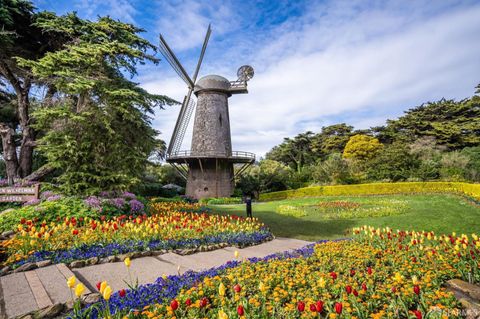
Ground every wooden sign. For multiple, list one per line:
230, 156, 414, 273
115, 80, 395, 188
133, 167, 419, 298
0, 184, 40, 202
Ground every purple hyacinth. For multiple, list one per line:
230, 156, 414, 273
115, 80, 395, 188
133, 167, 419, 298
84, 196, 102, 210
23, 198, 41, 206
121, 191, 136, 199
46, 194, 62, 201
109, 197, 126, 209
129, 199, 144, 213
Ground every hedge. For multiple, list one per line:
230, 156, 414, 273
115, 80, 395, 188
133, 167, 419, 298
259, 182, 480, 202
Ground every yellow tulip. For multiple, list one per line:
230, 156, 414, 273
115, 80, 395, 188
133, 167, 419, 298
100, 281, 107, 294
318, 277, 326, 288
74, 283, 85, 297
218, 309, 228, 319
44, 232, 50, 240
103, 285, 112, 300
124, 257, 131, 268
234, 250, 239, 259
218, 282, 225, 297
67, 276, 76, 289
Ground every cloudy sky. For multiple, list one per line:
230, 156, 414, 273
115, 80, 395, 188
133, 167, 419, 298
35, 0, 480, 157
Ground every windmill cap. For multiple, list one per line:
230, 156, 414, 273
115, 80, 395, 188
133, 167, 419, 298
194, 75, 231, 94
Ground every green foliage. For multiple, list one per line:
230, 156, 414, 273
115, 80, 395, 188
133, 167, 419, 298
343, 134, 383, 161
439, 151, 470, 181
311, 123, 354, 158
461, 146, 480, 182
367, 143, 420, 182
16, 12, 176, 194
266, 132, 314, 172
375, 97, 480, 149
236, 160, 292, 196
313, 153, 353, 185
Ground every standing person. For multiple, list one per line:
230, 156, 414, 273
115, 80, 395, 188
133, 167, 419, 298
245, 195, 252, 218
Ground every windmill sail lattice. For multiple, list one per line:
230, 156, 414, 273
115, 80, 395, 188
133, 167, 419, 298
169, 96, 196, 154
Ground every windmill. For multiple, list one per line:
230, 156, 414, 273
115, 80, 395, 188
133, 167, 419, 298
159, 25, 255, 199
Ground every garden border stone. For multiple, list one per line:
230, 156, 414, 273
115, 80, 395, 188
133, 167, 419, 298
1, 235, 274, 277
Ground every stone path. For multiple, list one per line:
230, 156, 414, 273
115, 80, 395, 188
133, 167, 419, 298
0, 238, 311, 319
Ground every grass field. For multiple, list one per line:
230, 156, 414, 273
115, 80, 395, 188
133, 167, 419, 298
209, 194, 480, 241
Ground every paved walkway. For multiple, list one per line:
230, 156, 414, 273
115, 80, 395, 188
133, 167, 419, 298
0, 238, 311, 319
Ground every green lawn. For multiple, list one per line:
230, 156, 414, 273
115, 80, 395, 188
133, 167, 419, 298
209, 194, 480, 241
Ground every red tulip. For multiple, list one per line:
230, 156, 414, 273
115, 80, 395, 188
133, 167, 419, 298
414, 285, 420, 295
353, 289, 359, 297
335, 302, 343, 314
315, 300, 324, 313
391, 286, 397, 293
233, 284, 242, 293
72, 229, 79, 235
330, 271, 337, 280
309, 304, 317, 312
345, 285, 352, 294
413, 310, 422, 319
119, 289, 126, 297
96, 282, 101, 290
350, 269, 356, 276
185, 298, 192, 306
170, 299, 179, 311
362, 283, 367, 291
237, 305, 245, 316
297, 301, 305, 312
367, 267, 372, 275
200, 297, 208, 308
20, 218, 26, 224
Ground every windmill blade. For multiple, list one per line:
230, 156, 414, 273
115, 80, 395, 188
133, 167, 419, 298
173, 92, 196, 153
159, 34, 194, 88
167, 89, 196, 155
192, 24, 211, 83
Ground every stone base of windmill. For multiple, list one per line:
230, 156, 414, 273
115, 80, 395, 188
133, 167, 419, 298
186, 159, 234, 199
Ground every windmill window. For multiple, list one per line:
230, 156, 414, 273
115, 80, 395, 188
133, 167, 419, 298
219, 114, 222, 127
204, 187, 209, 192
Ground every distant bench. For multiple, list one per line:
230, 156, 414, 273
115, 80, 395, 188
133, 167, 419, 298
0, 184, 40, 202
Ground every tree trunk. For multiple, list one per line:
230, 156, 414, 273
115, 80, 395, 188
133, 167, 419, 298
17, 90, 34, 177
0, 123, 20, 185
24, 164, 54, 182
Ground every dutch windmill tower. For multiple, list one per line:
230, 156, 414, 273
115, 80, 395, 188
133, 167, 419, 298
159, 25, 255, 199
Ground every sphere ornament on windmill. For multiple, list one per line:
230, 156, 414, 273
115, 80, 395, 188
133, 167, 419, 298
159, 25, 255, 199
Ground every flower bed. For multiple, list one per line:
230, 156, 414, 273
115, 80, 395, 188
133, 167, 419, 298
1, 202, 271, 269
81, 226, 479, 319
0, 191, 150, 232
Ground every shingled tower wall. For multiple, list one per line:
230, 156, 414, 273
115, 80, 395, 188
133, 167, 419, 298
186, 75, 235, 199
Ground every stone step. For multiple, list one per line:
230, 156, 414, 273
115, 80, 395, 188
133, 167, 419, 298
0, 263, 91, 319
158, 249, 238, 272
73, 256, 179, 292
224, 238, 313, 259
446, 279, 480, 319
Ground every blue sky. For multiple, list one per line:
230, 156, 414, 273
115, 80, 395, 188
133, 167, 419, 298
34, 0, 480, 157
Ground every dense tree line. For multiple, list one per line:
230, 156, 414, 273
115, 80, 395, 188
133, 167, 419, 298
237, 87, 480, 196
0, 0, 175, 194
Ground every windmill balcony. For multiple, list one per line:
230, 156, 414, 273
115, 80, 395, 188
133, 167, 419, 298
166, 150, 255, 164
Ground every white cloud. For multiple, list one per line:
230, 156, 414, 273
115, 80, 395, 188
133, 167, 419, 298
75, 0, 137, 23
155, 0, 237, 51
145, 1, 480, 159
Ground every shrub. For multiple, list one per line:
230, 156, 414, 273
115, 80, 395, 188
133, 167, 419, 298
259, 181, 480, 202
440, 151, 469, 180
204, 197, 243, 205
